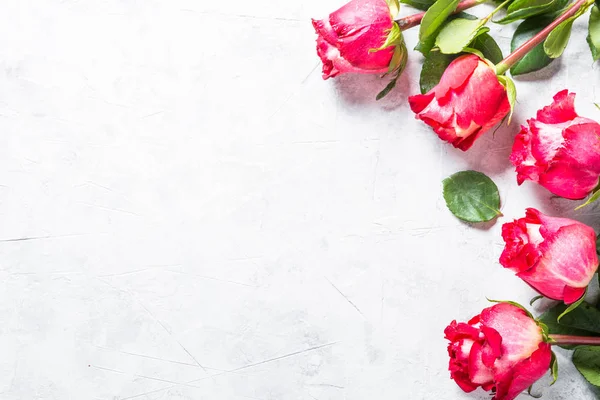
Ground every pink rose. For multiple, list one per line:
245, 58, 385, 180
311, 0, 398, 79
510, 90, 600, 200
408, 54, 510, 151
445, 303, 552, 400
500, 208, 598, 304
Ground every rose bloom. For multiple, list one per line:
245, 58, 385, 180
510, 90, 600, 200
500, 208, 598, 304
408, 54, 510, 151
445, 303, 552, 400
312, 0, 398, 79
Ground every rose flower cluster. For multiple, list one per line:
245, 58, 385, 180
312, 0, 600, 398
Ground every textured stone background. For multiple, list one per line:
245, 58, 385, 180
0, 1, 599, 399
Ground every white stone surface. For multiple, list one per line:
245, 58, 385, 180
0, 1, 599, 399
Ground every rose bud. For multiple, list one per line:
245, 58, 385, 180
311, 0, 405, 79
500, 208, 598, 304
445, 303, 552, 400
510, 90, 600, 200
408, 54, 510, 151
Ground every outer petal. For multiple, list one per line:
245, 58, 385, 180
510, 125, 543, 185
329, 0, 394, 70
480, 304, 543, 369
517, 223, 598, 301
528, 118, 568, 167
468, 341, 495, 387
448, 337, 479, 392
564, 285, 587, 305
408, 92, 435, 114
444, 320, 480, 341
493, 343, 552, 400
454, 95, 509, 151
536, 89, 578, 124
433, 54, 479, 101
499, 216, 541, 273
314, 34, 388, 79
480, 325, 503, 367
528, 208, 571, 237
452, 61, 508, 129
539, 120, 600, 199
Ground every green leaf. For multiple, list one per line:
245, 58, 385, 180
401, 0, 436, 10
418, 0, 461, 54
550, 351, 559, 385
497, 75, 517, 123
575, 184, 600, 210
436, 18, 490, 54
419, 51, 457, 94
442, 171, 502, 223
589, 6, 600, 61
496, 0, 568, 24
510, 16, 555, 75
573, 346, 600, 386
539, 303, 600, 336
544, 16, 576, 58
558, 288, 587, 322
472, 32, 504, 63
556, 302, 600, 334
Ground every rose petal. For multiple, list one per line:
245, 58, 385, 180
433, 54, 479, 102
468, 340, 495, 386
536, 89, 578, 124
494, 343, 552, 400
480, 303, 542, 366
517, 223, 598, 301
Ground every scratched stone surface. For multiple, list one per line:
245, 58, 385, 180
0, 1, 599, 399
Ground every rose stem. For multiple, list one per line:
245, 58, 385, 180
550, 334, 600, 345
495, 0, 591, 74
396, 0, 484, 30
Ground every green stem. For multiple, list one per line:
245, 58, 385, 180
396, 0, 486, 30
550, 334, 600, 345
495, 0, 592, 75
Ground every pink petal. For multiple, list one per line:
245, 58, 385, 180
444, 320, 480, 341
539, 120, 600, 199
409, 92, 435, 114
517, 223, 598, 301
530, 208, 572, 237
510, 125, 542, 184
564, 285, 586, 305
536, 89, 578, 124
481, 325, 503, 367
499, 216, 541, 273
455, 94, 509, 151
528, 118, 568, 166
468, 341, 495, 386
452, 61, 508, 129
433, 54, 479, 101
494, 343, 552, 400
480, 304, 542, 367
